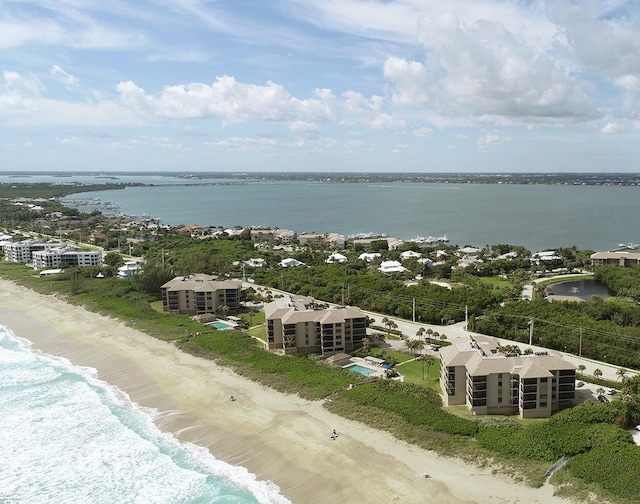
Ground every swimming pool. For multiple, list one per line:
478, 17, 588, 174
210, 321, 233, 329
344, 364, 377, 376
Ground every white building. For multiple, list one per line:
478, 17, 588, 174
118, 260, 142, 278
31, 246, 102, 270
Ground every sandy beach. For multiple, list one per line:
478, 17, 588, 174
0, 279, 572, 504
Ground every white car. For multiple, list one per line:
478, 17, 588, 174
635, 425, 640, 432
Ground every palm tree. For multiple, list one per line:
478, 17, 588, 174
405, 338, 418, 355
416, 327, 425, 342
362, 337, 371, 354
617, 368, 629, 383
593, 368, 603, 381
426, 328, 434, 342
425, 356, 435, 380
577, 364, 586, 375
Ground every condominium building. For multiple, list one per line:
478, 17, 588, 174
31, 246, 102, 270
440, 335, 576, 418
161, 274, 242, 315
264, 295, 367, 355
591, 251, 640, 267
3, 240, 66, 264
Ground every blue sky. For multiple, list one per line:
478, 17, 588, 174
2, 0, 640, 173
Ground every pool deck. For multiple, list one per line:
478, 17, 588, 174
344, 357, 387, 377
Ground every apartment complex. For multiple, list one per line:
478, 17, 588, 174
2, 240, 102, 270
591, 251, 640, 267
3, 240, 64, 264
440, 335, 576, 418
264, 295, 367, 355
161, 274, 242, 315
32, 246, 102, 270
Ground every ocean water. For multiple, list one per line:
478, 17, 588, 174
0, 326, 290, 504
59, 177, 640, 252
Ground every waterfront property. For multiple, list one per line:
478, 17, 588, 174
2, 239, 100, 270
264, 295, 367, 355
440, 335, 576, 419
31, 246, 102, 270
161, 274, 242, 315
591, 251, 640, 267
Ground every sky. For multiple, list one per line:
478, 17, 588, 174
1, 0, 640, 173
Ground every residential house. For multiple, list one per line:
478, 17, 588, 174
264, 295, 367, 355
379, 260, 407, 274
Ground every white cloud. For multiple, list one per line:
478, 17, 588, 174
51, 65, 79, 88
548, 1, 640, 76
478, 131, 510, 149
413, 126, 432, 137
0, 70, 139, 127
600, 122, 624, 135
384, 11, 598, 124
117, 76, 404, 130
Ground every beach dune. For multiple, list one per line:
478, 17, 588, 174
0, 279, 570, 503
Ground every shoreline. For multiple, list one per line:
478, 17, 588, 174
0, 279, 571, 504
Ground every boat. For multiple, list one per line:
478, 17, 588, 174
411, 235, 449, 245
617, 243, 638, 250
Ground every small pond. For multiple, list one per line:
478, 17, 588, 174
548, 279, 612, 301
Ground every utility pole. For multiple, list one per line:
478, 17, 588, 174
528, 317, 534, 346
465, 305, 468, 330
412, 297, 416, 322
579, 328, 582, 357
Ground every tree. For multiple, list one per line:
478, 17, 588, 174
426, 328, 434, 342
593, 368, 603, 381
383, 317, 398, 337
617, 368, 629, 383
405, 338, 418, 355
416, 327, 425, 341
362, 337, 371, 354
103, 251, 124, 268
425, 356, 435, 381
577, 364, 586, 375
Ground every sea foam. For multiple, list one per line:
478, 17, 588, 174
0, 326, 291, 504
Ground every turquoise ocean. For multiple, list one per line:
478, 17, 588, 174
0, 325, 290, 504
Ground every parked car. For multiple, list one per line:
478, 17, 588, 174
607, 388, 617, 395
576, 381, 584, 388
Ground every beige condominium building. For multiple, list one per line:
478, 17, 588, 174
264, 295, 367, 355
440, 335, 576, 418
591, 251, 640, 267
161, 274, 242, 315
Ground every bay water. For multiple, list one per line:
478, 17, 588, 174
54, 175, 640, 252
0, 325, 289, 504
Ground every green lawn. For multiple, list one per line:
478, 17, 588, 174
479, 276, 514, 288
396, 357, 442, 393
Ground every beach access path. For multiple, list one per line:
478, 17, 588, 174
0, 279, 575, 504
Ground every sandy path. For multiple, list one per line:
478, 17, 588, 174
0, 279, 571, 504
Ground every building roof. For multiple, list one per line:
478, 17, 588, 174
441, 335, 575, 377
161, 274, 241, 291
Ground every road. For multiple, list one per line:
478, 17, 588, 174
245, 281, 639, 386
